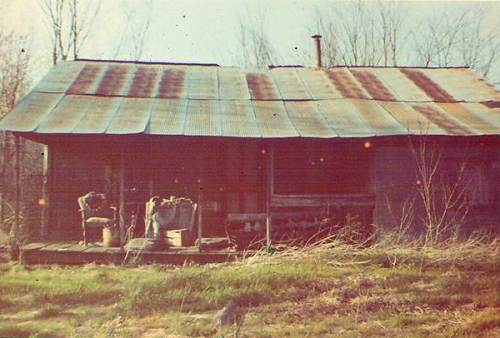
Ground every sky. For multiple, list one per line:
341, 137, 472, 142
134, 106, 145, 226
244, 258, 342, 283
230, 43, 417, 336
1, 0, 500, 86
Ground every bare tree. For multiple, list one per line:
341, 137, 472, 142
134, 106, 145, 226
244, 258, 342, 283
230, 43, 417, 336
409, 138, 470, 245
40, 0, 101, 65
338, 0, 381, 66
118, 0, 153, 61
310, 1, 499, 84
0, 35, 29, 116
456, 7, 500, 80
412, 5, 500, 81
0, 31, 30, 246
236, 8, 280, 68
412, 9, 468, 68
378, 1, 404, 67
313, 0, 404, 67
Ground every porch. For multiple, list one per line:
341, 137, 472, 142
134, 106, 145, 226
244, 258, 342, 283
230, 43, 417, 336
34, 136, 376, 251
19, 241, 243, 265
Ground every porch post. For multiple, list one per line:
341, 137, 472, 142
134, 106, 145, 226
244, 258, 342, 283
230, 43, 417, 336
197, 154, 204, 252
10, 135, 21, 258
41, 144, 51, 240
119, 147, 126, 249
148, 141, 154, 198
266, 144, 274, 249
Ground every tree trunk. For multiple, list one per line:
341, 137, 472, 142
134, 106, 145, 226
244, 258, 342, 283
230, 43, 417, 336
0, 132, 11, 231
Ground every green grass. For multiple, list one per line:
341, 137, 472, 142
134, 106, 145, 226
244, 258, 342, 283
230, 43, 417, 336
0, 238, 499, 337
120, 259, 341, 315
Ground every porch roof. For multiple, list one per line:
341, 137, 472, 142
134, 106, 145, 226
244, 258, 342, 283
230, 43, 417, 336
1, 59, 499, 138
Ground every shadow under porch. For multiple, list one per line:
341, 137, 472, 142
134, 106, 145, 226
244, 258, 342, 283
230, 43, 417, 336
42, 135, 269, 243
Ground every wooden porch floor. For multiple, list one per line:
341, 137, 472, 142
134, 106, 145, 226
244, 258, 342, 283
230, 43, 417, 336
20, 242, 243, 265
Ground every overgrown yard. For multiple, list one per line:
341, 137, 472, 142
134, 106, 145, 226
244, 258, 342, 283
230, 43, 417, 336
0, 237, 499, 337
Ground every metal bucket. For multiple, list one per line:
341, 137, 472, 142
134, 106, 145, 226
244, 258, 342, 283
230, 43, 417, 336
102, 227, 120, 247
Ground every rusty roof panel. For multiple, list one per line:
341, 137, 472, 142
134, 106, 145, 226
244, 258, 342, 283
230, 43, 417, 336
218, 68, 250, 100
95, 64, 134, 96
350, 69, 396, 101
400, 69, 455, 102
296, 68, 342, 99
461, 103, 500, 132
316, 100, 372, 137
34, 62, 85, 93
220, 100, 260, 137
0, 92, 64, 132
148, 98, 188, 135
252, 100, 298, 137
156, 67, 188, 99
421, 68, 500, 102
284, 101, 335, 137
350, 99, 406, 135
117, 64, 137, 96
127, 65, 161, 98
246, 73, 281, 100
372, 68, 432, 102
72, 96, 122, 133
36, 95, 91, 133
271, 68, 310, 100
436, 103, 497, 134
188, 66, 218, 99
411, 103, 473, 135
377, 101, 446, 135
66, 64, 105, 95
183, 99, 221, 136
324, 68, 370, 99
106, 98, 152, 134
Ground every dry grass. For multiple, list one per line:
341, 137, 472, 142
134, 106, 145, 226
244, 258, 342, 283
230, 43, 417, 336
0, 233, 499, 337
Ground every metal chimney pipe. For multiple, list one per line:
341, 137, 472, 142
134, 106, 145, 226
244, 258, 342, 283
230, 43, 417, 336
312, 34, 322, 68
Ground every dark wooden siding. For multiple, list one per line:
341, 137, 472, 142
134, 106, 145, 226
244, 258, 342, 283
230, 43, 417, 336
47, 138, 268, 240
373, 137, 500, 233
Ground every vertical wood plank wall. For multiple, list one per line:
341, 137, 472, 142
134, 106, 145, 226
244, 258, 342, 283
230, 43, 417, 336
46, 138, 267, 240
41, 144, 51, 240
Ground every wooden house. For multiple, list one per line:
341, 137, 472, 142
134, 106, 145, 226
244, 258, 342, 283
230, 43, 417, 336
1, 59, 499, 248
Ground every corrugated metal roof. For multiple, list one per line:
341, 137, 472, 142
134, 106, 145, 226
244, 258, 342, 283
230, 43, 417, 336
376, 101, 447, 135
36, 95, 92, 133
184, 99, 221, 136
246, 72, 281, 100
411, 103, 472, 135
1, 60, 499, 138
284, 101, 334, 137
324, 68, 370, 99
252, 100, 298, 137
106, 97, 152, 134
218, 67, 251, 100
295, 68, 342, 99
148, 98, 187, 135
271, 68, 310, 100
157, 67, 188, 99
220, 100, 260, 137
316, 100, 372, 137
73, 96, 121, 134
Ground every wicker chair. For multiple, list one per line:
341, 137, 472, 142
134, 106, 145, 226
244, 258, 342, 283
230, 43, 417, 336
78, 192, 117, 245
